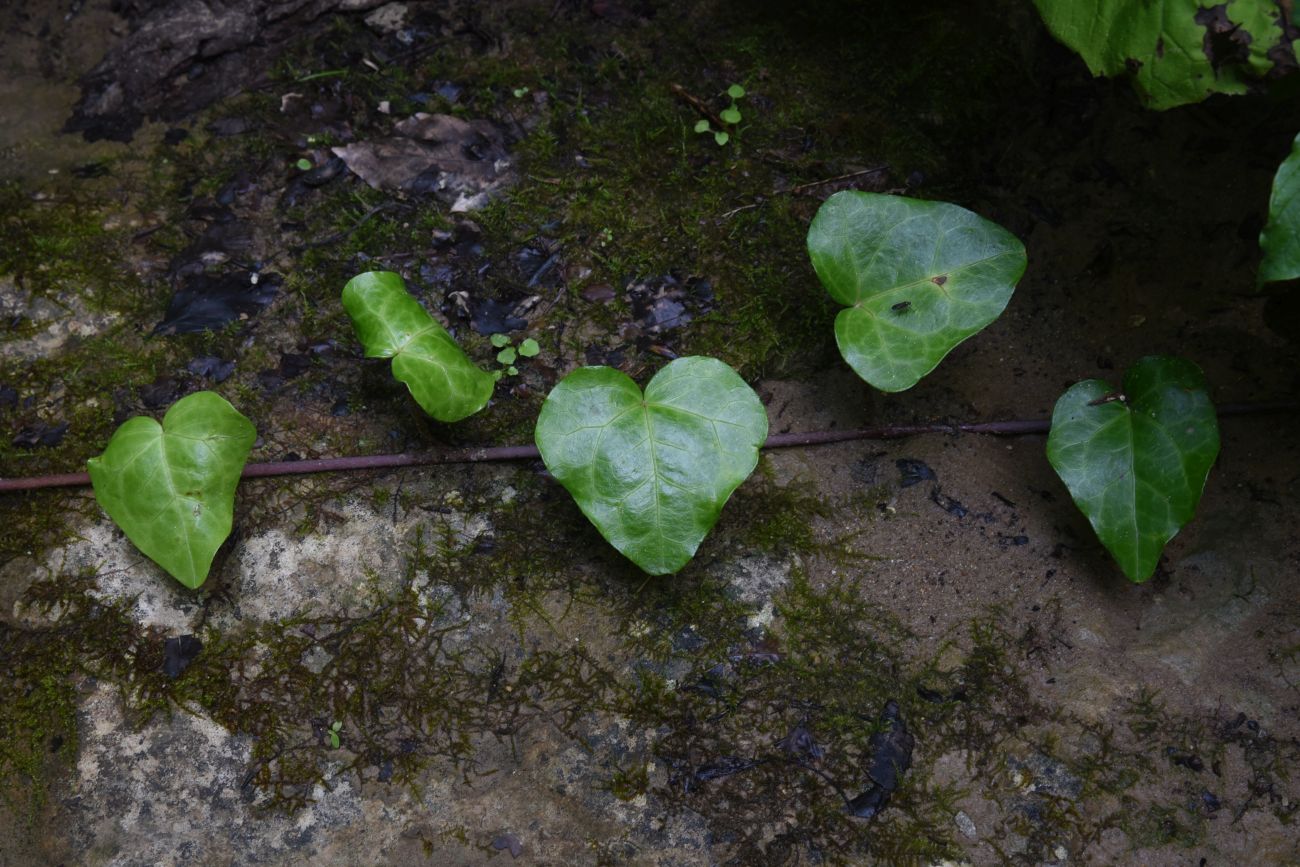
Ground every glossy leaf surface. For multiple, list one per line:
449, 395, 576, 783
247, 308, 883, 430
342, 271, 494, 422
808, 191, 1025, 392
1046, 357, 1219, 583
535, 356, 768, 574
88, 391, 255, 589
1032, 0, 1289, 109
1259, 132, 1300, 286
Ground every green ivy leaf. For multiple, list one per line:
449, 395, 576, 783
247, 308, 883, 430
535, 357, 768, 575
342, 271, 494, 423
87, 391, 255, 589
518, 338, 540, 358
808, 191, 1026, 393
1032, 0, 1288, 110
1259, 131, 1300, 286
1046, 356, 1220, 583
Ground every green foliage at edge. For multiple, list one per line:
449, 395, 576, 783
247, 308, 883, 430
807, 190, 1025, 393
1046, 356, 1220, 583
1259, 131, 1300, 286
87, 391, 256, 589
342, 271, 495, 423
534, 356, 769, 575
1032, 0, 1294, 110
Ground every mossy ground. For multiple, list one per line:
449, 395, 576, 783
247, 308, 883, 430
2, 0, 1298, 863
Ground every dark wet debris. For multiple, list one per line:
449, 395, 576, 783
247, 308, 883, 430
896, 458, 936, 488
929, 488, 968, 518
675, 755, 764, 793
491, 834, 523, 858
154, 271, 281, 335
845, 700, 913, 820
139, 377, 183, 409
625, 274, 713, 335
12, 421, 68, 449
469, 297, 528, 335
163, 635, 203, 678
777, 724, 824, 761
188, 356, 236, 383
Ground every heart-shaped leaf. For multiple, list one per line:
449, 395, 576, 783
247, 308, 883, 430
807, 191, 1026, 393
342, 271, 494, 422
87, 391, 256, 589
535, 356, 768, 575
1046, 356, 1220, 583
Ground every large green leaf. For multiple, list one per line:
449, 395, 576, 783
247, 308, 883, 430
87, 391, 256, 589
807, 191, 1026, 393
1259, 131, 1300, 286
342, 271, 494, 422
1032, 0, 1292, 110
1046, 357, 1220, 583
534, 356, 768, 575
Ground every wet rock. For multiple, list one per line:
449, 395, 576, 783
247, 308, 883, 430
66, 0, 390, 142
0, 280, 121, 361
154, 271, 281, 335
333, 113, 517, 211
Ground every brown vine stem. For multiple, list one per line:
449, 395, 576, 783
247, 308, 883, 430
0, 400, 1293, 494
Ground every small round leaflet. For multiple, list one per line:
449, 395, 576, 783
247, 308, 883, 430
535, 356, 768, 575
87, 391, 256, 589
1046, 356, 1220, 583
808, 191, 1026, 393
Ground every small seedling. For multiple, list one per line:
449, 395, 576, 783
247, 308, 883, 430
295, 158, 312, 171
694, 84, 746, 146
512, 86, 530, 98
328, 720, 342, 749
488, 334, 542, 380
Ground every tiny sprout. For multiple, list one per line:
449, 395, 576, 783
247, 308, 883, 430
296, 158, 313, 171
497, 347, 518, 365
328, 720, 342, 749
692, 83, 745, 147
490, 333, 511, 348
518, 338, 540, 358
507, 365, 518, 376
512, 86, 530, 98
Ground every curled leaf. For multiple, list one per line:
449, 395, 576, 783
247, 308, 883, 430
342, 271, 494, 422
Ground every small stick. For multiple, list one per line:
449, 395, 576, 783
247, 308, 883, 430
669, 83, 726, 131
721, 165, 891, 219
1, 401, 1292, 494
